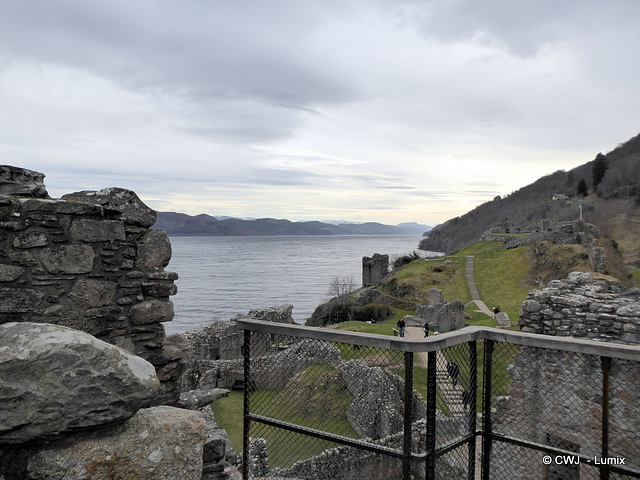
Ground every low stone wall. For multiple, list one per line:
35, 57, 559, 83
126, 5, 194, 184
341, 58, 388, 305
480, 219, 607, 273
519, 272, 640, 343
252, 418, 464, 480
173, 305, 295, 391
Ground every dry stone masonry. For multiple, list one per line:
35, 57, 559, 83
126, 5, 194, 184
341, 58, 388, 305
414, 288, 465, 332
490, 272, 640, 477
0, 165, 182, 403
519, 272, 640, 343
0, 166, 243, 479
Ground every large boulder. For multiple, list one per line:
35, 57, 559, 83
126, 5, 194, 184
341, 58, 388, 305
0, 322, 159, 444
26, 406, 207, 480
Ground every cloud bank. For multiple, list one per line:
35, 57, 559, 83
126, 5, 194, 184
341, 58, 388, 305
1, 0, 638, 225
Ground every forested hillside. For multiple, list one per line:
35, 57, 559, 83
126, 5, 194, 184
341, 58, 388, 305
419, 132, 640, 257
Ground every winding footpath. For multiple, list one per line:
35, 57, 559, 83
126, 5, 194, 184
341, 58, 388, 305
403, 256, 491, 478
465, 256, 493, 317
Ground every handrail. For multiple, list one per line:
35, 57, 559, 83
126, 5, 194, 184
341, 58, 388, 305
235, 319, 640, 361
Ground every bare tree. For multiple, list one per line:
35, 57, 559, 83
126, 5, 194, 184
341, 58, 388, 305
327, 276, 356, 302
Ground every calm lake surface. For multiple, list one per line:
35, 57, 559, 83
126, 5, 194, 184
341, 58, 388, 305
164, 235, 439, 335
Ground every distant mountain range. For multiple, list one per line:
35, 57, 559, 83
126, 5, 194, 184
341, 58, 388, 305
153, 211, 431, 236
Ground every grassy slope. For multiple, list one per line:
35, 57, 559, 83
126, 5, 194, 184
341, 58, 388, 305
380, 255, 470, 304
457, 242, 534, 321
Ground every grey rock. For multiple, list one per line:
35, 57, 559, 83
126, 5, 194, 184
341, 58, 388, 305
0, 322, 159, 444
0, 288, 44, 313
357, 288, 382, 305
69, 218, 126, 242
495, 312, 511, 327
69, 279, 118, 308
27, 406, 207, 480
136, 229, 172, 271
39, 244, 96, 274
521, 299, 541, 313
13, 232, 48, 249
247, 304, 294, 324
62, 187, 157, 227
0, 264, 24, 282
0, 165, 48, 197
178, 388, 230, 410
129, 299, 175, 325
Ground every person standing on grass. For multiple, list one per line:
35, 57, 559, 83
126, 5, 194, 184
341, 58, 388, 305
397, 318, 406, 337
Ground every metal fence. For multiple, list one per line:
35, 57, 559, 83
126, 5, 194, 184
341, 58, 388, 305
236, 320, 640, 480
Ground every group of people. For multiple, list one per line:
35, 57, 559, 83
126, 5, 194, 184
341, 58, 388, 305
447, 361, 473, 410
394, 321, 474, 411
395, 319, 435, 338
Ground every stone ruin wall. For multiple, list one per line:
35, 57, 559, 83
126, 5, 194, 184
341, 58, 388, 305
413, 288, 465, 332
480, 219, 607, 273
0, 166, 244, 479
491, 272, 640, 478
362, 253, 389, 287
519, 272, 640, 344
173, 305, 295, 392
0, 165, 181, 402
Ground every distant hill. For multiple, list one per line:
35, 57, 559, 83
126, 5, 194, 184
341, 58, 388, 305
153, 212, 431, 236
419, 131, 640, 259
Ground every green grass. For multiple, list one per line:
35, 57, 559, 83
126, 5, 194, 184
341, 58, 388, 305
453, 242, 534, 323
213, 365, 359, 469
383, 257, 470, 303
333, 320, 397, 336
473, 247, 533, 321
211, 390, 244, 455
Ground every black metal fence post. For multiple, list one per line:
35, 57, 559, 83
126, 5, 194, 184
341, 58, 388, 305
468, 340, 478, 480
242, 329, 251, 480
403, 351, 414, 480
601, 356, 611, 480
425, 350, 437, 479
481, 339, 494, 480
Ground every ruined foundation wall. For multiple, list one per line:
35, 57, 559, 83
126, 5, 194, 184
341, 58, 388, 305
519, 272, 640, 344
491, 272, 640, 478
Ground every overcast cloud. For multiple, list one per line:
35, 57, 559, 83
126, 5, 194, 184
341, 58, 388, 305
1, 0, 639, 225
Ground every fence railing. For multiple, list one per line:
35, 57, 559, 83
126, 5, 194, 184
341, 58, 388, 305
236, 320, 640, 480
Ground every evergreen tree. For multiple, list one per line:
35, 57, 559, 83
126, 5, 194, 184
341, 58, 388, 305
576, 178, 588, 197
565, 170, 575, 188
592, 153, 608, 191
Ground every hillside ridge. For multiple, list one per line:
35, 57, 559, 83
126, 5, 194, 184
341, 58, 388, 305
419, 132, 640, 273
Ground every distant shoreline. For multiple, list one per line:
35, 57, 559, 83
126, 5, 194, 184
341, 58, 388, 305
154, 211, 431, 237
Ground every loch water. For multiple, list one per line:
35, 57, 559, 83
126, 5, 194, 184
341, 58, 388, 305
164, 235, 439, 335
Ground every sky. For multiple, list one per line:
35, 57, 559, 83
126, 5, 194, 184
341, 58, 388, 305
1, 1, 639, 227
